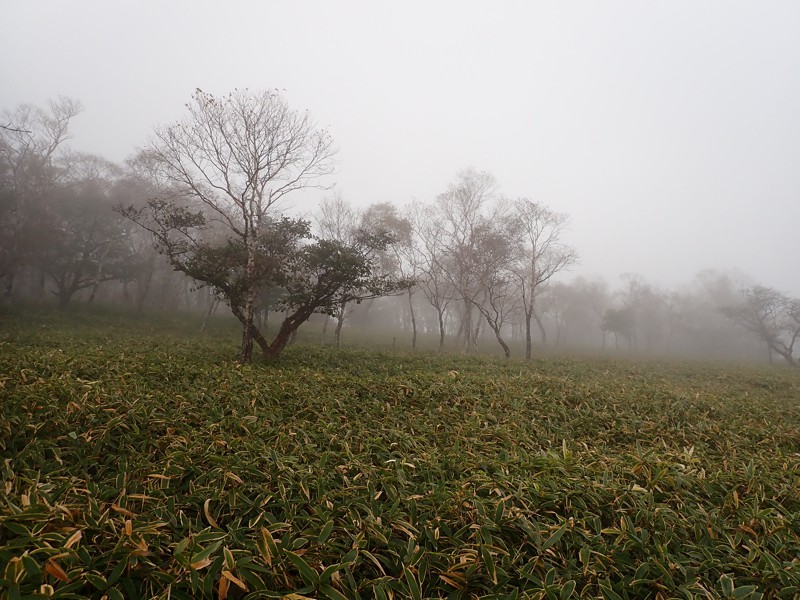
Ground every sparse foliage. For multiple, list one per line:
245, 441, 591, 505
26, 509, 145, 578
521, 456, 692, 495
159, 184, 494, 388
123, 88, 349, 362
512, 198, 577, 360
0, 97, 82, 300
407, 200, 454, 349
722, 285, 800, 366
436, 168, 505, 353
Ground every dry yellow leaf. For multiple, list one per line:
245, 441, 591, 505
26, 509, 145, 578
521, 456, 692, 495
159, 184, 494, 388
45, 560, 70, 583
191, 557, 212, 570
222, 569, 248, 591
218, 573, 230, 600
64, 530, 82, 548
204, 498, 220, 528
111, 504, 136, 517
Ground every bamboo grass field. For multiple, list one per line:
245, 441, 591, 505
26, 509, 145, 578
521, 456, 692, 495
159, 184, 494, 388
1, 311, 799, 599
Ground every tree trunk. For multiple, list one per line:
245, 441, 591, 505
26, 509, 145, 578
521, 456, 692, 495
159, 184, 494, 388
496, 330, 511, 359
201, 296, 219, 332
408, 288, 417, 350
240, 234, 259, 363
230, 303, 270, 358
768, 341, 797, 367
2, 271, 15, 304
454, 317, 465, 345
533, 310, 547, 344
264, 320, 295, 360
360, 298, 375, 331
263, 306, 316, 360
87, 242, 111, 305
57, 290, 71, 309
266, 333, 292, 359
487, 320, 510, 359
461, 299, 474, 354
54, 273, 80, 310
87, 282, 99, 304
438, 307, 446, 350
135, 259, 155, 312
335, 300, 347, 348
524, 311, 533, 361
35, 269, 47, 304
241, 317, 254, 363
256, 308, 268, 333
472, 316, 481, 352
321, 316, 330, 345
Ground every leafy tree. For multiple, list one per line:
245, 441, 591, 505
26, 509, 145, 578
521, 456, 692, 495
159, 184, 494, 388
123, 88, 336, 362
602, 307, 635, 351
316, 196, 413, 348
315, 193, 361, 347
123, 89, 408, 361
275, 227, 411, 356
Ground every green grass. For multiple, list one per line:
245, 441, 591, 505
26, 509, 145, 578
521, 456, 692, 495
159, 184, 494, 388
1, 311, 799, 599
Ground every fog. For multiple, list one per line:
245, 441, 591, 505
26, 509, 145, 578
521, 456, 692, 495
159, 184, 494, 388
2, 1, 799, 364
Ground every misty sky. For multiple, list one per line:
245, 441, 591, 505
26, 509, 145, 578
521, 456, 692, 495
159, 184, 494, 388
3, 1, 799, 295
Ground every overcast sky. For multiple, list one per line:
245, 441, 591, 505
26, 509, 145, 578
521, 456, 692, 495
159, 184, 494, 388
3, 1, 799, 295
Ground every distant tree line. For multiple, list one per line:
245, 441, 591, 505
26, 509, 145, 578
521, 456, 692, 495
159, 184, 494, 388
2, 92, 798, 365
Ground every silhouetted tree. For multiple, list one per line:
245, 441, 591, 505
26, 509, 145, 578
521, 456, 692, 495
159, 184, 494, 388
602, 307, 635, 351
0, 97, 82, 300
362, 202, 416, 347
722, 286, 800, 366
469, 222, 520, 358
436, 168, 503, 353
39, 170, 130, 308
511, 199, 577, 359
408, 200, 454, 349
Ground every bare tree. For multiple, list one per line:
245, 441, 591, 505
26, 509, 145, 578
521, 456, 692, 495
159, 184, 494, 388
0, 98, 82, 300
361, 202, 417, 347
38, 162, 131, 308
722, 286, 800, 366
407, 200, 454, 349
113, 164, 167, 312
469, 223, 521, 358
512, 199, 577, 360
574, 276, 610, 348
538, 282, 575, 347
124, 88, 336, 362
615, 274, 671, 354
436, 168, 504, 353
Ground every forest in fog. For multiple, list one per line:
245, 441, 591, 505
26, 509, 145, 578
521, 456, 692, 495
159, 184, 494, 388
1, 93, 798, 366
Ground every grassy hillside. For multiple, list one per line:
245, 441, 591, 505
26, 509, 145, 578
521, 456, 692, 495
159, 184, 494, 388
1, 311, 799, 599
